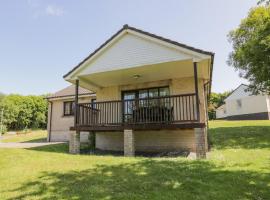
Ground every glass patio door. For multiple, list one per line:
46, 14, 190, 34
122, 86, 170, 123
123, 91, 136, 123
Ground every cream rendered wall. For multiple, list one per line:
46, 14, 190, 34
47, 96, 94, 142
225, 95, 268, 116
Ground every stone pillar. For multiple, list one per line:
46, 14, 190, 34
195, 128, 206, 159
69, 130, 80, 154
124, 129, 135, 157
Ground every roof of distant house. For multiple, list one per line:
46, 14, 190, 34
47, 85, 95, 99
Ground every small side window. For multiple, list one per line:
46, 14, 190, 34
63, 101, 75, 116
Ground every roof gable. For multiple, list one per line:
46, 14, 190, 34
77, 33, 196, 76
64, 25, 214, 80
225, 84, 252, 101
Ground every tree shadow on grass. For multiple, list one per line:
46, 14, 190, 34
210, 126, 270, 149
4, 159, 270, 200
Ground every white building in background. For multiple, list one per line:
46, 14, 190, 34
216, 84, 270, 120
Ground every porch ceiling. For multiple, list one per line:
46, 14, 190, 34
75, 58, 210, 91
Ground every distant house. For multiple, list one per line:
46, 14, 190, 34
216, 84, 270, 120
46, 85, 96, 142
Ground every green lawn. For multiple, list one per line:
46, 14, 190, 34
0, 130, 47, 143
0, 121, 269, 200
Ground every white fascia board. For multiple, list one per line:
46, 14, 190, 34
65, 30, 128, 81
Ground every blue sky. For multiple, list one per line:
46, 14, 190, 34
0, 0, 258, 95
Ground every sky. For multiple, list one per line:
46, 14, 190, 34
0, 0, 258, 95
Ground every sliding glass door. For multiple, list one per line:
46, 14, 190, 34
122, 86, 170, 123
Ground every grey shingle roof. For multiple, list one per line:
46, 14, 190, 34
47, 85, 95, 99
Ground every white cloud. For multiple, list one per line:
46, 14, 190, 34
45, 5, 65, 16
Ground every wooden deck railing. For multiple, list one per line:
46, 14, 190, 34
76, 93, 199, 127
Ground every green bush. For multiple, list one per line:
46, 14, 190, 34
0, 94, 48, 130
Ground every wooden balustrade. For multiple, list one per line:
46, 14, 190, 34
76, 93, 198, 127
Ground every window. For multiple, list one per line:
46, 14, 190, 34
91, 99, 97, 109
63, 101, 75, 116
236, 99, 242, 109
122, 86, 170, 100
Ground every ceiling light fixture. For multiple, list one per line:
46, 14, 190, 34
133, 74, 141, 79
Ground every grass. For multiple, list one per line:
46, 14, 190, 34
0, 130, 47, 143
0, 120, 270, 200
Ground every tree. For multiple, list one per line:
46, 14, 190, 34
0, 94, 48, 130
208, 91, 231, 120
258, 0, 270, 5
228, 5, 270, 94
0, 92, 4, 103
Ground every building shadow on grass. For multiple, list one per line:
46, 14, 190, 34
5, 159, 270, 200
21, 138, 47, 143
28, 143, 69, 153
210, 126, 270, 149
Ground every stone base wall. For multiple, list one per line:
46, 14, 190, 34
96, 129, 196, 152
49, 131, 89, 142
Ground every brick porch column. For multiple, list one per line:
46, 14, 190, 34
69, 130, 80, 154
195, 128, 206, 159
124, 129, 135, 157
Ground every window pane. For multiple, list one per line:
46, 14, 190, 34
139, 90, 148, 99
138, 90, 148, 107
148, 88, 159, 107
71, 102, 75, 115
159, 87, 169, 96
149, 88, 159, 97
91, 99, 96, 109
123, 92, 136, 100
64, 102, 70, 115
123, 92, 136, 122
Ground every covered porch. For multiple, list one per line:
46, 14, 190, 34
64, 25, 214, 158
68, 59, 209, 159
70, 58, 210, 131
